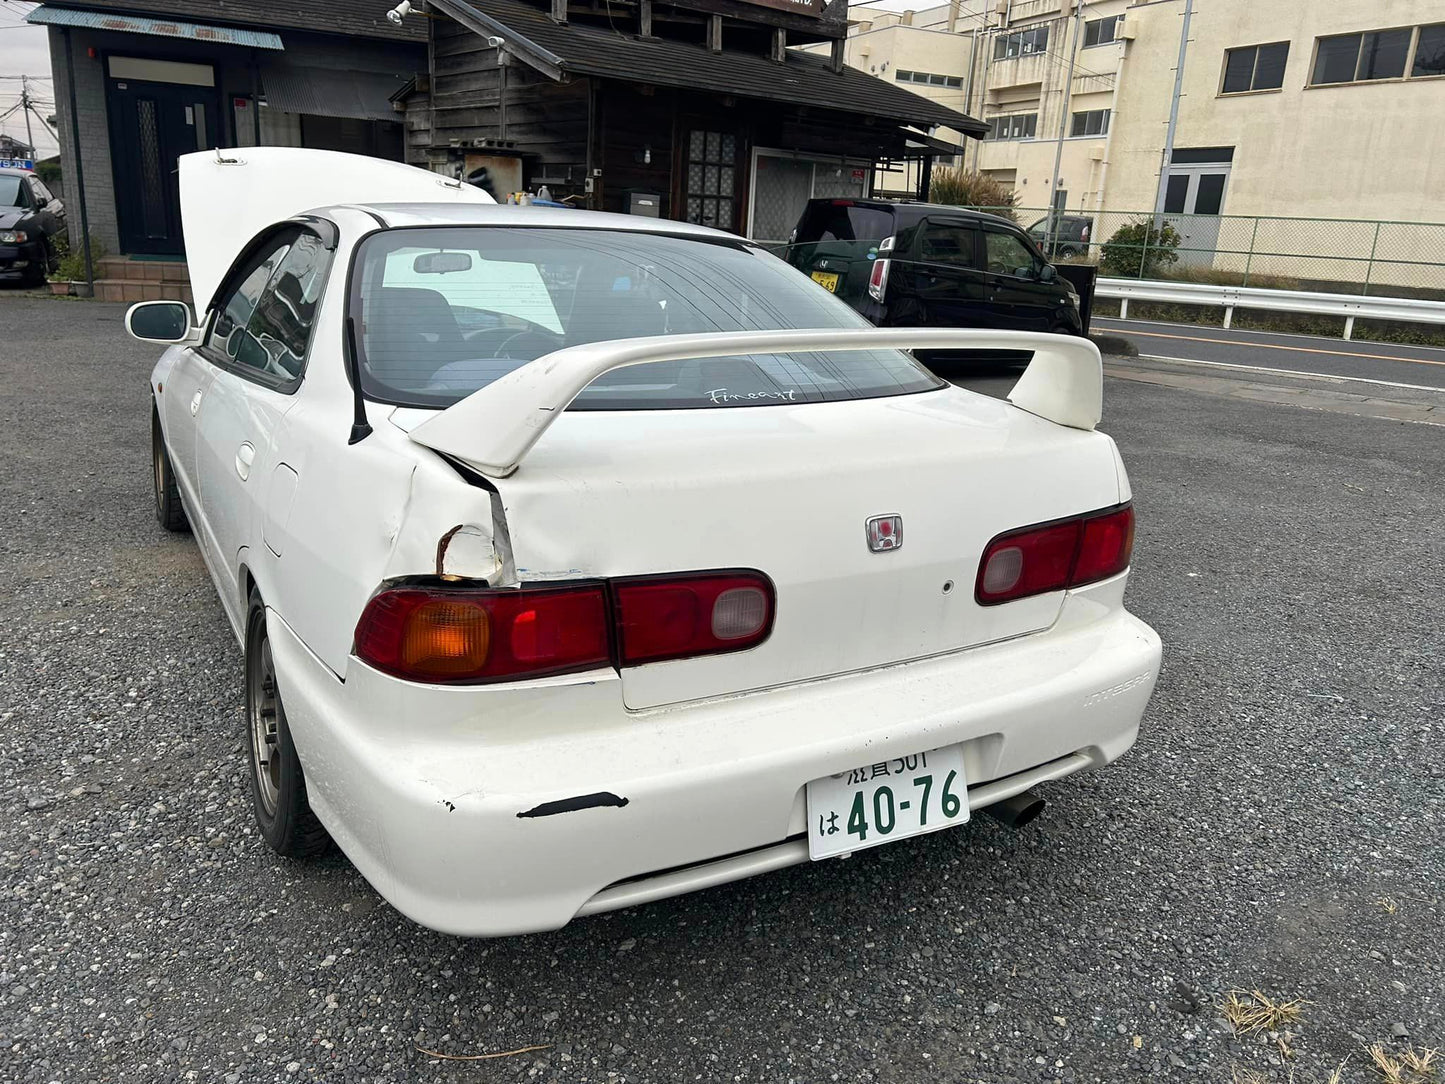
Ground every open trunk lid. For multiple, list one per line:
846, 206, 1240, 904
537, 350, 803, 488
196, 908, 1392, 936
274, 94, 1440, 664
178, 147, 492, 313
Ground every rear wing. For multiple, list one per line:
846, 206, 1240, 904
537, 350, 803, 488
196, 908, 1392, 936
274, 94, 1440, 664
406, 328, 1102, 479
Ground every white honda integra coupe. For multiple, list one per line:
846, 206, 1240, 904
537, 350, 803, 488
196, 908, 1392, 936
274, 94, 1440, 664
129, 149, 1161, 937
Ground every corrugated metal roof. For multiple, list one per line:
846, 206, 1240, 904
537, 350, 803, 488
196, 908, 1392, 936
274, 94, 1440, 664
31, 0, 425, 42
261, 63, 410, 122
26, 4, 285, 49
428, 0, 986, 135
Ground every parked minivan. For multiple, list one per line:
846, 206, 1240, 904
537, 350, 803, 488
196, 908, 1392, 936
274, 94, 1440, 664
785, 199, 1082, 344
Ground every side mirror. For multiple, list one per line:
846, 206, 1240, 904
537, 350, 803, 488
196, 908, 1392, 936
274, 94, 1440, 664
1038, 264, 1058, 283
126, 300, 201, 345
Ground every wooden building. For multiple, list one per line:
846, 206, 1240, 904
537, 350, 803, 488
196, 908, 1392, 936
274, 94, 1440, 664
402, 0, 986, 242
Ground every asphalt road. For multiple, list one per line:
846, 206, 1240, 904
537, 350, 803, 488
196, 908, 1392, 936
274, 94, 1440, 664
1, 296, 1442, 1084
1092, 316, 1445, 391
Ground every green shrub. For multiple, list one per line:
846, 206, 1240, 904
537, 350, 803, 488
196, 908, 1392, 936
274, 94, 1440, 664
1099, 218, 1182, 278
51, 234, 106, 281
928, 166, 1020, 222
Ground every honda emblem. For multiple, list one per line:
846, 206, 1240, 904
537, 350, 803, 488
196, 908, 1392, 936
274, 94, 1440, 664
865, 514, 902, 553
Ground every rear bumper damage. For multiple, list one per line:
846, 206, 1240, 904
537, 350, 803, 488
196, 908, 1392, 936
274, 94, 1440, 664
269, 576, 1161, 937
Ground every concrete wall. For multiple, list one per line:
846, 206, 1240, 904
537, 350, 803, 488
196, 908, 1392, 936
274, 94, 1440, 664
48, 26, 120, 255
1103, 0, 1445, 224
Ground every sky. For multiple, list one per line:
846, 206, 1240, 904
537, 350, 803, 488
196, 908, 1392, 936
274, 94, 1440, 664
0, 1, 58, 158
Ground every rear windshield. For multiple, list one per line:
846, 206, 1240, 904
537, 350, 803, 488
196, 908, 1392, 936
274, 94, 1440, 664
350, 226, 942, 410
794, 203, 894, 245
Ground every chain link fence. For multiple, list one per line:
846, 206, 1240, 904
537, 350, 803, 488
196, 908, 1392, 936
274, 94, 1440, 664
982, 206, 1445, 300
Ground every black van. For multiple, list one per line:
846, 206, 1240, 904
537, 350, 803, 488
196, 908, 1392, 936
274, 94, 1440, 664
785, 199, 1083, 338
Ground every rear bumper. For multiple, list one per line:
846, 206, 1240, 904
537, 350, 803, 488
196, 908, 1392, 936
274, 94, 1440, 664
270, 577, 1161, 937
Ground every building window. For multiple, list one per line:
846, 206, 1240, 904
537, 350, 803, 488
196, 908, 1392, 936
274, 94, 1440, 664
994, 25, 1049, 60
985, 113, 1038, 140
1221, 42, 1289, 92
1311, 27, 1415, 84
1069, 109, 1110, 137
1083, 15, 1122, 48
1414, 23, 1445, 77
684, 130, 736, 231
895, 69, 963, 88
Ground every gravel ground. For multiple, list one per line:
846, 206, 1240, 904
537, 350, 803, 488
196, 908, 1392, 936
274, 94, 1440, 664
1, 294, 1441, 1084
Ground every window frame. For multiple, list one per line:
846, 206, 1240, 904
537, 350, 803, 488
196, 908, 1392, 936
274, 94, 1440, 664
979, 224, 1046, 281
911, 216, 983, 270
985, 112, 1038, 141
1307, 23, 1445, 87
1069, 108, 1111, 138
1083, 15, 1122, 49
196, 217, 339, 395
994, 25, 1049, 60
1219, 41, 1290, 95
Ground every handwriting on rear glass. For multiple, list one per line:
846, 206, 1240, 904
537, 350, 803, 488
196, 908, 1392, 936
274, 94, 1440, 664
707, 388, 799, 405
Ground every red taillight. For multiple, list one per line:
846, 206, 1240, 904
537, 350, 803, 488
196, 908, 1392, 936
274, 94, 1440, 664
976, 504, 1135, 606
614, 572, 774, 666
1073, 506, 1135, 586
355, 584, 610, 683
354, 571, 775, 683
868, 257, 891, 302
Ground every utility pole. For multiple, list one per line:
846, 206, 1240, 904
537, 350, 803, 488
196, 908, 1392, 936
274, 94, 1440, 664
21, 76, 35, 155
1047, 0, 1085, 250
1153, 0, 1194, 218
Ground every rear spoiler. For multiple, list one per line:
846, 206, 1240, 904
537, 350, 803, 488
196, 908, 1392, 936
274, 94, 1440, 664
406, 328, 1102, 479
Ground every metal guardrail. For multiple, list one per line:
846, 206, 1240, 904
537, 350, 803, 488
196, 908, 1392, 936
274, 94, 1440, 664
1094, 278, 1445, 341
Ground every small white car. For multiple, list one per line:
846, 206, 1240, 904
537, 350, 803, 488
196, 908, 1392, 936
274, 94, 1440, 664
129, 149, 1161, 937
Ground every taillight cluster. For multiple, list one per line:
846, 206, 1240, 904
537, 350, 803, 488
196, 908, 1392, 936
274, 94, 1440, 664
354, 571, 774, 684
867, 257, 891, 302
975, 505, 1135, 606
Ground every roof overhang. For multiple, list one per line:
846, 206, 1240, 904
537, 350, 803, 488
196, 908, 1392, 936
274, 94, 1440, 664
427, 0, 986, 135
26, 4, 285, 49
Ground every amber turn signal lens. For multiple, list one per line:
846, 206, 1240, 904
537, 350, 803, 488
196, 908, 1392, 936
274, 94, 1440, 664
400, 599, 491, 675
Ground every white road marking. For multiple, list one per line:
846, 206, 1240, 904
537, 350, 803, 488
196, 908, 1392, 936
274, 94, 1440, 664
1129, 354, 1445, 394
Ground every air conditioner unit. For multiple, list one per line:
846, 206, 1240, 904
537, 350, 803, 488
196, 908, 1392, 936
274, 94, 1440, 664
1118, 27, 1137, 41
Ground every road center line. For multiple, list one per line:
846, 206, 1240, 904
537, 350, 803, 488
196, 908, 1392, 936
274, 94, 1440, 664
1097, 325, 1445, 368
1129, 354, 1445, 393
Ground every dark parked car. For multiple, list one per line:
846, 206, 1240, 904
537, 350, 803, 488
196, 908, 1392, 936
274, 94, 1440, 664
1027, 213, 1093, 259
786, 199, 1082, 347
0, 167, 67, 285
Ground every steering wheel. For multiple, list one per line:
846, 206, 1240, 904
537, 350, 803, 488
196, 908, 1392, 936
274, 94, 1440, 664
492, 327, 564, 359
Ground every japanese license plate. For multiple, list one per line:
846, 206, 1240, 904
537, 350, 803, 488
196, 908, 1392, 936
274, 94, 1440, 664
806, 746, 969, 860
810, 270, 840, 293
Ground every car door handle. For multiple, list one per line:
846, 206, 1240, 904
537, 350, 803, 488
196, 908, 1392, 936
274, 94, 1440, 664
235, 442, 256, 481
190, 390, 203, 416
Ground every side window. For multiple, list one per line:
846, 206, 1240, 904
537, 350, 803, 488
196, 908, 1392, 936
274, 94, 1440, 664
240, 231, 331, 381
206, 233, 294, 364
983, 229, 1041, 277
916, 222, 978, 267
29, 178, 52, 204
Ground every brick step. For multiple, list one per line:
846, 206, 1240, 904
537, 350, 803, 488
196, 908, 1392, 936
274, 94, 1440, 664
96, 257, 190, 284
95, 279, 194, 304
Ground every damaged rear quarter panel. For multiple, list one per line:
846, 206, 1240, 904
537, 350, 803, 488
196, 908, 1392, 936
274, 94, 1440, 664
268, 416, 503, 677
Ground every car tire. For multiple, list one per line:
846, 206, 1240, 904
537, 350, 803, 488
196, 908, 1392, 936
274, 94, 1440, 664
244, 590, 331, 859
151, 411, 190, 533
